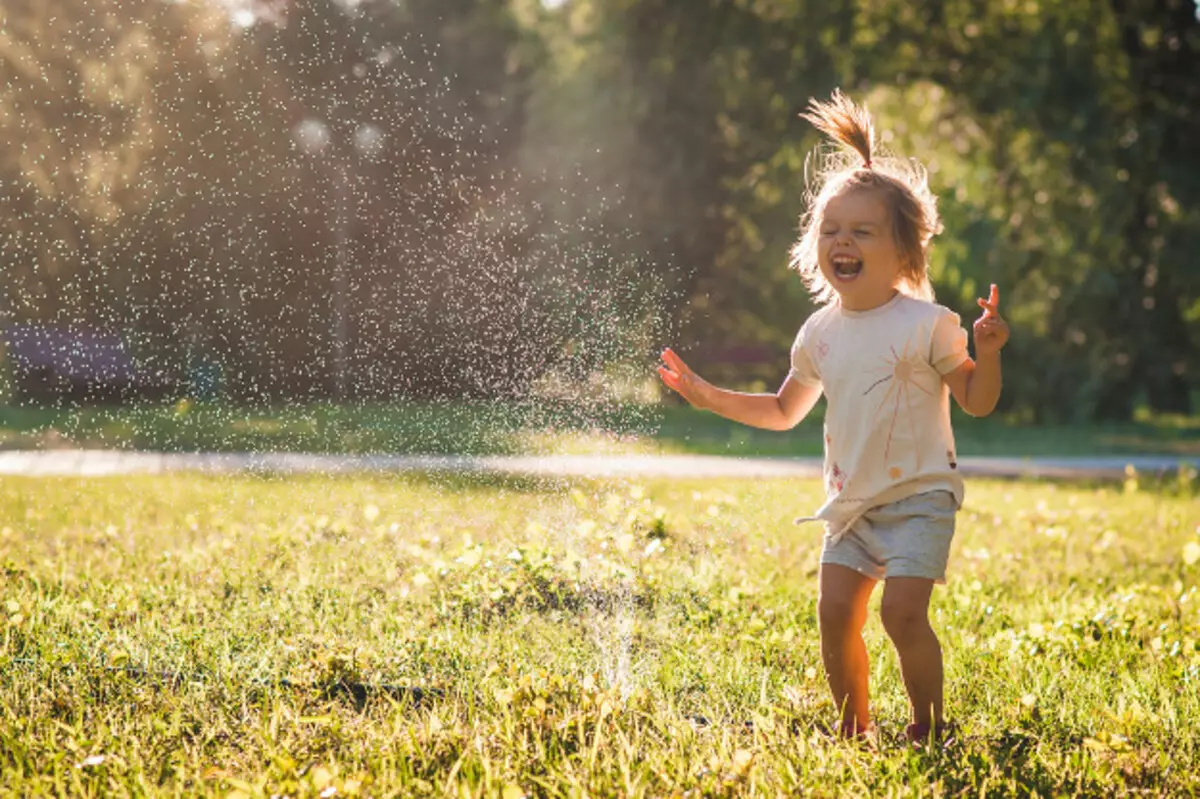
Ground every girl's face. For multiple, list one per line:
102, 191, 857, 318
817, 189, 903, 311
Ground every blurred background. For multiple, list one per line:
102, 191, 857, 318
0, 0, 1196, 454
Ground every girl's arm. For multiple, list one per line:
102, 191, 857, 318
943, 284, 1009, 417
943, 354, 1002, 417
658, 348, 823, 431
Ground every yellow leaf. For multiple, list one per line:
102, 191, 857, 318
751, 713, 775, 733
299, 715, 334, 725
456, 547, 482, 568
224, 778, 259, 794
731, 749, 755, 776
310, 766, 334, 789
502, 785, 527, 799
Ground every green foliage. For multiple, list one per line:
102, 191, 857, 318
0, 345, 12, 405
851, 0, 1200, 420
1, 474, 1199, 794
1, 0, 1196, 419
0, 0, 598, 401
528, 0, 1198, 420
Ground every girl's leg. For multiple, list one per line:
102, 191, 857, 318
817, 563, 877, 734
879, 577, 943, 727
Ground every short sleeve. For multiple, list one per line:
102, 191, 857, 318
788, 318, 822, 386
930, 309, 969, 375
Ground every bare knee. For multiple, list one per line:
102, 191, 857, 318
819, 593, 867, 636
880, 600, 929, 643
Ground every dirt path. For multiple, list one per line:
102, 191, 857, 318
0, 450, 1195, 480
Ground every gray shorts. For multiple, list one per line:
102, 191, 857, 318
820, 490, 957, 583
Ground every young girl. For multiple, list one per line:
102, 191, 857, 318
658, 90, 1010, 745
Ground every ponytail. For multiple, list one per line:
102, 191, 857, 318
800, 89, 874, 171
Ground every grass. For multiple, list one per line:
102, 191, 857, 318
2, 399, 1198, 458
1, 471, 1199, 796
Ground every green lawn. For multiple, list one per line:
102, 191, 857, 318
2, 400, 1198, 458
1, 472, 1198, 796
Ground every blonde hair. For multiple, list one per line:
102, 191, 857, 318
789, 89, 942, 304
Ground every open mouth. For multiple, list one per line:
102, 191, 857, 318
832, 255, 863, 281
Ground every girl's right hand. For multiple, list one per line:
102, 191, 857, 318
658, 348, 710, 409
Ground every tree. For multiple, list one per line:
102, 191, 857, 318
854, 0, 1199, 419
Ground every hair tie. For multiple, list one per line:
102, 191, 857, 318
864, 158, 873, 169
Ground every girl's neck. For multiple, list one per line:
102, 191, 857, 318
838, 288, 901, 312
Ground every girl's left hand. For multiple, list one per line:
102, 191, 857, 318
974, 283, 1010, 356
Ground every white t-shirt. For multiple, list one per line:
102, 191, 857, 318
789, 293, 970, 540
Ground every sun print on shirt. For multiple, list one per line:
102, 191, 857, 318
860, 329, 940, 475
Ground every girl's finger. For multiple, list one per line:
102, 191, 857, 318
977, 284, 1001, 317
663, 349, 688, 374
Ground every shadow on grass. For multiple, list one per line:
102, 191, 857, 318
179, 466, 584, 496
9, 656, 444, 713
395, 469, 586, 496
927, 727, 1169, 797
2, 399, 1197, 458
